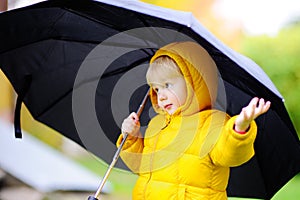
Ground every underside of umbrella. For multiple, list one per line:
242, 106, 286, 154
0, 0, 300, 199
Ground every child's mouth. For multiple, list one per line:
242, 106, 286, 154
164, 104, 172, 110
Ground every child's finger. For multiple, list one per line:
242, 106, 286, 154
256, 98, 265, 110
246, 97, 258, 119
264, 101, 271, 111
260, 100, 271, 114
249, 97, 259, 106
253, 99, 271, 118
129, 112, 139, 124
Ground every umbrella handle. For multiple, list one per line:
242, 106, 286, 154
88, 88, 150, 200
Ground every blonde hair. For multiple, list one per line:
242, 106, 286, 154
146, 56, 183, 85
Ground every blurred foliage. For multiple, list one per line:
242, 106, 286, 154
75, 155, 138, 195
240, 24, 300, 137
21, 104, 64, 149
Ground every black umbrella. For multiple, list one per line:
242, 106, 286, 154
1, 0, 300, 199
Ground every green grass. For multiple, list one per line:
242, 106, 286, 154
76, 155, 300, 199
271, 174, 300, 199
75, 155, 137, 195
228, 174, 300, 200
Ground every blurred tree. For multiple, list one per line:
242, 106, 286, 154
0, 70, 14, 122
20, 105, 64, 148
0, 0, 7, 11
241, 23, 300, 137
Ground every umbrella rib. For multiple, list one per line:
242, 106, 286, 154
65, 7, 166, 52
34, 86, 74, 120
65, 6, 126, 33
101, 57, 151, 79
133, 11, 190, 49
67, 3, 190, 53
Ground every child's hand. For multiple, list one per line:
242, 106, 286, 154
121, 112, 140, 138
235, 97, 271, 132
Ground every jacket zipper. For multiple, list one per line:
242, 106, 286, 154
143, 117, 171, 198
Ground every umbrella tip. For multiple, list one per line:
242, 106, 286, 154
87, 196, 99, 200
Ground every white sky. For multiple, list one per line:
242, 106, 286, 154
8, 0, 44, 9
7, 0, 300, 36
215, 0, 300, 35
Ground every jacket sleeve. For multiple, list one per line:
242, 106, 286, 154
116, 133, 144, 173
209, 115, 257, 167
116, 133, 144, 153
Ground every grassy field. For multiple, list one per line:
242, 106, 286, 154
75, 155, 137, 197
229, 173, 300, 199
76, 155, 300, 199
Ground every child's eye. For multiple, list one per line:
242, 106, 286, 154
153, 87, 159, 93
165, 83, 171, 88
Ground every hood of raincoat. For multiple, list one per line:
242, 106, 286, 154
149, 41, 218, 116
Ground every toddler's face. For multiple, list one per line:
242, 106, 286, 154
151, 75, 187, 115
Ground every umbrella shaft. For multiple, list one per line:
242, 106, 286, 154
94, 133, 129, 199
92, 89, 150, 199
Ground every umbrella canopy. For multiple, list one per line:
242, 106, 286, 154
0, 0, 300, 199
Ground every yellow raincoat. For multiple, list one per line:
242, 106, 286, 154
117, 42, 257, 199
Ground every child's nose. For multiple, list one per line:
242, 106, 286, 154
158, 91, 167, 101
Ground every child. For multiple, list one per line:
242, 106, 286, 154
117, 41, 270, 200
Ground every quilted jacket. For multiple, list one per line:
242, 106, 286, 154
117, 42, 257, 200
